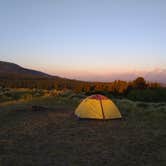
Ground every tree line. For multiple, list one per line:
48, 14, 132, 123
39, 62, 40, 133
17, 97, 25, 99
1, 75, 166, 102
0, 75, 161, 92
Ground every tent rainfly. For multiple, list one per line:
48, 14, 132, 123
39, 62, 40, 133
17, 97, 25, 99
75, 94, 122, 120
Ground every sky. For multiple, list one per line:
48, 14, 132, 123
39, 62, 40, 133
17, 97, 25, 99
0, 0, 166, 82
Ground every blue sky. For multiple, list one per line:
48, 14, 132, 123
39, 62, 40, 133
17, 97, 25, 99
0, 0, 166, 81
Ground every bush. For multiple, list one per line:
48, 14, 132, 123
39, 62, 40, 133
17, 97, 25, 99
0, 94, 12, 102
127, 88, 166, 102
23, 94, 33, 100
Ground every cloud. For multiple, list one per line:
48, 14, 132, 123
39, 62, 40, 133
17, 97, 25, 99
66, 68, 166, 83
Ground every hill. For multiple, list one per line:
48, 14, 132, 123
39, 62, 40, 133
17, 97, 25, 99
0, 61, 52, 79
0, 61, 86, 89
0, 61, 165, 99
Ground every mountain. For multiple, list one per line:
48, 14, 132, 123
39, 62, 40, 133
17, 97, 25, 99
0, 61, 86, 90
0, 61, 52, 78
0, 61, 166, 84
145, 69, 166, 84
81, 69, 166, 84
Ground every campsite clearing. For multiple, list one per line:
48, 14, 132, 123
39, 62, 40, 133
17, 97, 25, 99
0, 96, 166, 166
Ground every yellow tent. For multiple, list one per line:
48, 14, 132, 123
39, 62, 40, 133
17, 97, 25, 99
75, 94, 122, 120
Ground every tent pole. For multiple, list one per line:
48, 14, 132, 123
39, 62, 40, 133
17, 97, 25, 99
99, 96, 105, 119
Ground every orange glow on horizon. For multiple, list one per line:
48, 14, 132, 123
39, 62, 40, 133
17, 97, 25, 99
23, 63, 166, 82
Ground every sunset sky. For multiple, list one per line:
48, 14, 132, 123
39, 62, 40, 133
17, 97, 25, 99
0, 0, 166, 81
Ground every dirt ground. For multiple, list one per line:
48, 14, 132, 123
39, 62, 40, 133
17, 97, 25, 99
0, 100, 166, 166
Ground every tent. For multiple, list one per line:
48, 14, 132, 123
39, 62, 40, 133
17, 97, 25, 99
75, 94, 122, 120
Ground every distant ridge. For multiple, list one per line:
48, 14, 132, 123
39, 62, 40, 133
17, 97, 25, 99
0, 61, 53, 78
0, 61, 165, 85
0, 61, 87, 90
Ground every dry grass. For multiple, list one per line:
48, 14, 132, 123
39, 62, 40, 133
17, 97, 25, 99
0, 97, 166, 166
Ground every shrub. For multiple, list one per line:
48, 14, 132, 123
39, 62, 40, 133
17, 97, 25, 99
23, 94, 33, 100
127, 88, 166, 102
